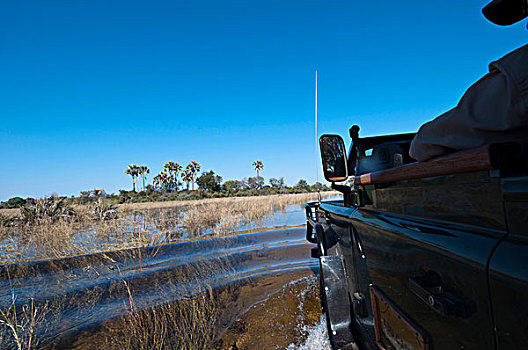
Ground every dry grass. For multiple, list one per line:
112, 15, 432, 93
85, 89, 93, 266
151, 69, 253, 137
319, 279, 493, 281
0, 192, 336, 263
0, 276, 50, 350
78, 259, 318, 350
119, 193, 324, 212
74, 250, 240, 350
101, 283, 218, 350
0, 193, 336, 348
122, 192, 335, 236
0, 209, 18, 218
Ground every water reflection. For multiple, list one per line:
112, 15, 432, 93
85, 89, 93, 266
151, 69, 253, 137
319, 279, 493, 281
0, 195, 342, 348
76, 194, 341, 247
0, 194, 340, 264
1, 227, 322, 348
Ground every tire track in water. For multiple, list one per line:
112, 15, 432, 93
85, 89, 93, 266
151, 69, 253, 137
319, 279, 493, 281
0, 227, 319, 348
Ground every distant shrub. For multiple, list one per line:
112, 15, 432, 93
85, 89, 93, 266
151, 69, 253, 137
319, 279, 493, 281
177, 191, 201, 201
19, 196, 76, 225
90, 198, 119, 220
0, 196, 27, 209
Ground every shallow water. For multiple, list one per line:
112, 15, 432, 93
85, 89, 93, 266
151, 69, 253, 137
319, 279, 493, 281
288, 315, 332, 350
1, 196, 341, 263
121, 196, 337, 240
0, 226, 328, 349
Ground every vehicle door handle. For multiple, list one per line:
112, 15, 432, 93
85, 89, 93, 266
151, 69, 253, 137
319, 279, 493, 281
409, 271, 469, 317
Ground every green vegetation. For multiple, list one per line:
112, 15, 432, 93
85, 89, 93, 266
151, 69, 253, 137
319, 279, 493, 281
1, 160, 330, 208
0, 197, 31, 209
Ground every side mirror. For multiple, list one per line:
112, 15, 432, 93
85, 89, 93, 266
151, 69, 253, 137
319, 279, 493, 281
319, 134, 348, 182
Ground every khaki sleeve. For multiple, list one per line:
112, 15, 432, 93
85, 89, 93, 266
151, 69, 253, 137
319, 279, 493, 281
409, 70, 513, 162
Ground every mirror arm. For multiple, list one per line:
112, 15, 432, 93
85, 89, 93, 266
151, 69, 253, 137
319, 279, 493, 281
331, 182, 353, 206
331, 182, 351, 194
348, 125, 360, 175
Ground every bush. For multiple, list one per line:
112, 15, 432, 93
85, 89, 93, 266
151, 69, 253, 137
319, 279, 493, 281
19, 196, 76, 225
0, 197, 27, 209
177, 191, 201, 201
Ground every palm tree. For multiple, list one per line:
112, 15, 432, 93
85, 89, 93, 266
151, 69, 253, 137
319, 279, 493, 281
138, 165, 150, 191
164, 161, 182, 191
153, 173, 162, 190
153, 171, 172, 191
172, 163, 182, 190
182, 168, 193, 190
252, 160, 264, 177
160, 171, 171, 191
125, 164, 140, 192
185, 161, 201, 190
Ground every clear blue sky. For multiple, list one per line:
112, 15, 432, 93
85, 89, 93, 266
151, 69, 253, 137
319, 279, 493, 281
1, 1, 526, 200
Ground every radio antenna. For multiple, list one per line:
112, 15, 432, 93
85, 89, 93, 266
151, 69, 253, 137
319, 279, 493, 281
315, 70, 321, 203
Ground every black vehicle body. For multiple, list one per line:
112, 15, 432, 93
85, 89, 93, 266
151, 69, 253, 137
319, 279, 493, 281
307, 127, 528, 350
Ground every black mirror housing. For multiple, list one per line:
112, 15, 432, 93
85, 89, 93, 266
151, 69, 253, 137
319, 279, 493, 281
319, 134, 348, 182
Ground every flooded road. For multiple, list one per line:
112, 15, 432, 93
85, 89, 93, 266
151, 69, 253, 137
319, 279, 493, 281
1, 226, 330, 349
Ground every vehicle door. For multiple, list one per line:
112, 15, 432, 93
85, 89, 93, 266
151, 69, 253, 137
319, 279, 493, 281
488, 175, 528, 349
346, 172, 507, 349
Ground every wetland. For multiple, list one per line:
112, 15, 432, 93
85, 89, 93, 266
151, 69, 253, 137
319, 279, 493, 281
0, 193, 337, 349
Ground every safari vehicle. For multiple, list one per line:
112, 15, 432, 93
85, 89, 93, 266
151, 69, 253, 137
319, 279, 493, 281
305, 125, 528, 350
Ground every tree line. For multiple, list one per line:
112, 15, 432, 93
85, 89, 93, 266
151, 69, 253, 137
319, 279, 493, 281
0, 160, 330, 208
114, 159, 329, 203
124, 161, 202, 192
124, 160, 282, 193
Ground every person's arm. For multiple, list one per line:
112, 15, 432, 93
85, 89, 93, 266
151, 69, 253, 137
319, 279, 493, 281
409, 69, 520, 162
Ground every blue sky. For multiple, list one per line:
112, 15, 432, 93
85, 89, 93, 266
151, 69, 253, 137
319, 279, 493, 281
1, 0, 527, 200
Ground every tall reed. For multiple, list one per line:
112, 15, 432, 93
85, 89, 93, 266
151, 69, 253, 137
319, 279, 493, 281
0, 192, 337, 263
